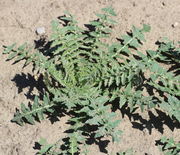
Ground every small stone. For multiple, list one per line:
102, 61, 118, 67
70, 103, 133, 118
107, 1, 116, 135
172, 22, 179, 28
36, 27, 46, 35
162, 2, 166, 6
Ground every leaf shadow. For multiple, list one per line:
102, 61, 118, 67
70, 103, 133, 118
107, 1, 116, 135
120, 106, 180, 135
11, 72, 67, 125
63, 119, 110, 154
34, 36, 53, 56
33, 142, 41, 151
155, 138, 180, 154
59, 135, 109, 154
11, 73, 45, 100
155, 40, 180, 76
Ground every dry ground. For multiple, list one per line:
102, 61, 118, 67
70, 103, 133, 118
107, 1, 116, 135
0, 0, 180, 154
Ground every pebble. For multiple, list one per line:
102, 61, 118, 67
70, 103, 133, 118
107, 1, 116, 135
36, 27, 46, 35
172, 22, 179, 28
162, 2, 166, 6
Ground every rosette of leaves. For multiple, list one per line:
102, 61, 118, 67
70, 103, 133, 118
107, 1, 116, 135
3, 6, 179, 154
4, 7, 127, 154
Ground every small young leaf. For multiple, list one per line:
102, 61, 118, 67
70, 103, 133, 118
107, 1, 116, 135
102, 6, 117, 16
142, 24, 151, 32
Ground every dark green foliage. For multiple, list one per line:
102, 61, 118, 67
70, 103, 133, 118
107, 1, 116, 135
3, 6, 180, 154
154, 39, 180, 64
160, 95, 180, 121
11, 93, 54, 126
142, 42, 180, 121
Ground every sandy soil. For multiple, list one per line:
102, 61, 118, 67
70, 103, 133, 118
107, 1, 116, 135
0, 0, 180, 154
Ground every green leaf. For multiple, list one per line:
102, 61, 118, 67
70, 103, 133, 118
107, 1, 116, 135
39, 138, 47, 145
24, 58, 32, 67
112, 130, 122, 142
119, 96, 126, 108
132, 26, 145, 42
11, 98, 54, 125
20, 103, 28, 113
3, 43, 16, 54
116, 76, 120, 86
129, 39, 140, 48
17, 43, 27, 51
151, 63, 159, 72
38, 144, 53, 154
122, 35, 132, 44
102, 6, 117, 16
14, 54, 25, 62
96, 13, 106, 20
95, 132, 103, 138
25, 113, 35, 124
121, 73, 126, 85
7, 51, 18, 60
90, 21, 102, 27
86, 116, 100, 125
142, 24, 151, 32
69, 136, 78, 154
108, 77, 114, 86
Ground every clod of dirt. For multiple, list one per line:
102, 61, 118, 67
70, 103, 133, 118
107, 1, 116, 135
36, 27, 46, 35
172, 22, 179, 28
